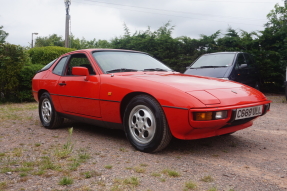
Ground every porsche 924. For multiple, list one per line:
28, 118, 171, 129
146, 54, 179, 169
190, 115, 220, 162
32, 49, 271, 153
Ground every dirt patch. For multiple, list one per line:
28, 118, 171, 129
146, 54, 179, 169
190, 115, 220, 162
0, 95, 286, 191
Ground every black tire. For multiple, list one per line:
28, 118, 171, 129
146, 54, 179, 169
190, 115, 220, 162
123, 95, 172, 153
39, 92, 63, 129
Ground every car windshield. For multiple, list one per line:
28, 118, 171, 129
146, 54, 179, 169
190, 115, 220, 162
92, 51, 172, 73
190, 53, 236, 68
41, 59, 57, 71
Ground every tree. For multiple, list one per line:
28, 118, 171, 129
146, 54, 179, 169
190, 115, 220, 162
35, 34, 64, 47
0, 26, 9, 43
257, 3, 287, 92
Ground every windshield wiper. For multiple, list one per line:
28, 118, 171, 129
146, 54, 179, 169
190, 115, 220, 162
190, 66, 227, 69
106, 68, 138, 73
143, 68, 169, 72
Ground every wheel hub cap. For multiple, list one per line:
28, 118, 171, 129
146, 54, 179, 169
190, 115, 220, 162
129, 105, 156, 144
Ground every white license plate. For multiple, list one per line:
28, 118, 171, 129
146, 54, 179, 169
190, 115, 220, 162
235, 105, 263, 120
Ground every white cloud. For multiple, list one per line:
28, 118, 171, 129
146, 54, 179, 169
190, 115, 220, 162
0, 0, 283, 47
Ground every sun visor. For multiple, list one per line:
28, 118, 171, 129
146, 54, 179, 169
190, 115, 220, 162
186, 90, 221, 105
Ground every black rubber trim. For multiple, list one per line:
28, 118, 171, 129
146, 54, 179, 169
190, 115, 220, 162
227, 109, 237, 124
261, 103, 270, 116
50, 94, 120, 103
161, 105, 188, 110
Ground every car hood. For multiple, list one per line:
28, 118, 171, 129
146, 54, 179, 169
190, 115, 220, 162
120, 72, 267, 105
184, 67, 230, 78
126, 72, 239, 91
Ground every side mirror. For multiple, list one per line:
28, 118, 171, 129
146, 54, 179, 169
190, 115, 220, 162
239, 64, 247, 69
72, 67, 90, 81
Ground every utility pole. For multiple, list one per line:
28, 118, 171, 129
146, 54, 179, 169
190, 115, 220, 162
31, 33, 38, 48
64, 0, 71, 48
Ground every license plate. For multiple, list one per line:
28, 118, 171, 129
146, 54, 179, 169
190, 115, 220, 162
235, 105, 263, 120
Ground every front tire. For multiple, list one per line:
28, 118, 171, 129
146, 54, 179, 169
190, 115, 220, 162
39, 92, 63, 129
124, 95, 172, 153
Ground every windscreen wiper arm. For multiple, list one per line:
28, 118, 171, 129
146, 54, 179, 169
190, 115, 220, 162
106, 68, 138, 73
189, 66, 227, 69
143, 68, 169, 71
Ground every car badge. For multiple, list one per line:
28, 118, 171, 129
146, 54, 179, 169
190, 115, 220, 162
231, 90, 237, 94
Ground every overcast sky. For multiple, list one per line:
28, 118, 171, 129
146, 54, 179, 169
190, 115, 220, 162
0, 0, 284, 47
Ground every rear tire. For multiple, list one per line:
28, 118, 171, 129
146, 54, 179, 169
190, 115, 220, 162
39, 92, 63, 129
124, 95, 172, 153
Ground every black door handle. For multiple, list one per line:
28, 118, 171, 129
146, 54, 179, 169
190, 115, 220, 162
58, 83, 66, 86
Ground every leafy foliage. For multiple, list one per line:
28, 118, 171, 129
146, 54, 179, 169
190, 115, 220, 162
0, 43, 29, 102
256, 3, 287, 92
17, 64, 43, 102
35, 33, 112, 49
28, 46, 75, 65
35, 34, 64, 47
0, 26, 9, 43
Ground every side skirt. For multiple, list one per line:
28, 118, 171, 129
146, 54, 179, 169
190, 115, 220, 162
59, 113, 124, 130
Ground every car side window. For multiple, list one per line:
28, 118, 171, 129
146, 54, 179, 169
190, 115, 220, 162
52, 57, 68, 76
243, 53, 254, 67
65, 54, 96, 75
235, 54, 246, 69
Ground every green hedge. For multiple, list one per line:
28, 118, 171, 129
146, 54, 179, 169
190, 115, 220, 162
28, 46, 75, 65
17, 64, 43, 102
0, 43, 29, 102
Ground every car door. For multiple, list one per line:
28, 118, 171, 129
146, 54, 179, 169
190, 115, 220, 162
233, 53, 251, 86
56, 53, 101, 117
243, 53, 258, 88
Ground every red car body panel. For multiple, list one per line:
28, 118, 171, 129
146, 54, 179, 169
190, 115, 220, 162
32, 49, 271, 141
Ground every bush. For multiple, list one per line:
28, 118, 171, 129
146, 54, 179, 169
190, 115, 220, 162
0, 43, 29, 102
17, 64, 43, 102
28, 46, 75, 65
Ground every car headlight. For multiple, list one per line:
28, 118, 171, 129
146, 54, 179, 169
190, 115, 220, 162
194, 111, 228, 121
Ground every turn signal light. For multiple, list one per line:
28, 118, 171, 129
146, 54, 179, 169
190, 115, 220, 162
193, 111, 228, 121
194, 112, 212, 121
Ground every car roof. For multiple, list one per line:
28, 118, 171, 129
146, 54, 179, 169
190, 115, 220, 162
203, 52, 245, 55
63, 49, 145, 56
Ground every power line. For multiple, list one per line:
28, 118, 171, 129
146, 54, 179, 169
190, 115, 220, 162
73, 0, 269, 22
73, 0, 268, 26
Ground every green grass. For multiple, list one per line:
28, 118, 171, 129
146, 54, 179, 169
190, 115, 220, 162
151, 172, 161, 177
19, 172, 28, 177
134, 166, 146, 173
0, 103, 37, 121
0, 182, 8, 189
201, 175, 214, 182
162, 169, 180, 177
208, 187, 217, 191
105, 165, 113, 169
123, 177, 139, 186
59, 176, 73, 185
184, 181, 197, 190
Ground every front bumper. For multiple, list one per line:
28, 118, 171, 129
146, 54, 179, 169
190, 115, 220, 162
184, 101, 271, 140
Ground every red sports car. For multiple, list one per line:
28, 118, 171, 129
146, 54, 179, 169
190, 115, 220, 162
32, 49, 271, 153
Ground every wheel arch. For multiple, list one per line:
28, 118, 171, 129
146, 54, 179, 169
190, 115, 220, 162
120, 92, 160, 122
38, 89, 49, 100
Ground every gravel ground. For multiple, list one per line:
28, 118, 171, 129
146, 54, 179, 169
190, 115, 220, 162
0, 94, 286, 191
